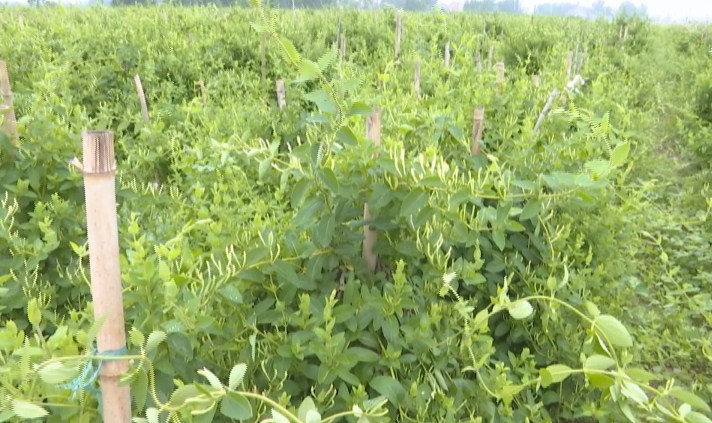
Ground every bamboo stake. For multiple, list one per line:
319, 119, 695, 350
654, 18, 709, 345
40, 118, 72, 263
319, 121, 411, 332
487, 46, 494, 68
414, 59, 420, 97
80, 131, 131, 423
276, 79, 286, 109
495, 61, 505, 91
395, 12, 403, 60
565, 51, 573, 79
134, 75, 149, 122
339, 34, 346, 62
444, 41, 450, 69
532, 74, 541, 87
471, 106, 485, 155
476, 51, 482, 73
0, 60, 18, 143
363, 109, 381, 273
198, 80, 208, 104
574, 49, 587, 75
531, 88, 559, 141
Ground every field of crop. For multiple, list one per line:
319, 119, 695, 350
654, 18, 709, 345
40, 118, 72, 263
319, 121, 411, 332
0, 4, 711, 422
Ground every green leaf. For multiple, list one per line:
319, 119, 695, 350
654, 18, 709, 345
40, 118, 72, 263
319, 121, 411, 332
686, 412, 712, 423
278, 37, 301, 65
220, 392, 253, 420
168, 385, 202, 408
132, 370, 148, 412
584, 354, 616, 371
11, 399, 48, 419
348, 101, 372, 116
492, 230, 506, 251
272, 260, 316, 290
539, 364, 573, 388
146, 407, 160, 423
291, 178, 311, 208
624, 367, 659, 383
27, 298, 41, 326
298, 59, 321, 82
317, 48, 337, 72
593, 315, 633, 348
335, 126, 358, 145
611, 142, 630, 167
519, 200, 541, 221
313, 214, 336, 248
198, 368, 223, 390
305, 409, 322, 423
145, 330, 166, 352
298, 397, 318, 422
270, 409, 290, 423
369, 376, 406, 405
400, 188, 429, 218
37, 361, 78, 384
508, 300, 533, 320
229, 363, 247, 390
345, 346, 380, 363
621, 380, 647, 405
669, 388, 711, 412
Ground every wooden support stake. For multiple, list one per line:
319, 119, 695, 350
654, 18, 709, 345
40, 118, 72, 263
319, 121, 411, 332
81, 131, 131, 423
574, 50, 587, 75
495, 61, 505, 90
476, 51, 482, 73
134, 75, 149, 122
198, 80, 208, 104
531, 88, 559, 142
363, 108, 381, 273
624, 25, 629, 40
0, 60, 18, 143
276, 79, 286, 109
566, 51, 573, 79
414, 59, 420, 96
444, 41, 450, 69
471, 106, 485, 155
487, 46, 494, 68
339, 34, 346, 62
395, 12, 403, 60
531, 74, 541, 87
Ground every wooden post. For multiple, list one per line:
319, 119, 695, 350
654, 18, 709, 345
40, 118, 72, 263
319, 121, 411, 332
134, 75, 149, 122
623, 25, 629, 40
0, 60, 18, 143
414, 59, 420, 97
487, 46, 494, 68
574, 50, 586, 75
444, 41, 450, 69
81, 131, 131, 423
363, 109, 381, 273
395, 12, 403, 60
476, 51, 482, 73
276, 79, 286, 109
566, 51, 573, 79
532, 74, 541, 87
198, 80, 208, 104
471, 107, 485, 155
531, 89, 559, 141
495, 61, 505, 91
339, 34, 346, 62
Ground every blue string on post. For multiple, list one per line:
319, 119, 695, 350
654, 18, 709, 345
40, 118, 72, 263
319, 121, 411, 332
60, 346, 129, 415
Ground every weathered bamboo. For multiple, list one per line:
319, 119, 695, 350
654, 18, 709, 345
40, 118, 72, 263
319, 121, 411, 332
339, 34, 346, 62
0, 60, 18, 143
531, 88, 559, 141
566, 51, 573, 79
495, 61, 505, 90
198, 80, 208, 104
444, 41, 450, 69
276, 79, 286, 109
471, 107, 485, 155
363, 109, 381, 273
134, 75, 149, 122
487, 46, 494, 68
81, 131, 131, 423
414, 59, 421, 96
476, 51, 482, 72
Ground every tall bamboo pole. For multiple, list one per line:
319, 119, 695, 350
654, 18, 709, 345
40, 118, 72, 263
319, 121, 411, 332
81, 131, 131, 423
363, 109, 381, 273
134, 75, 149, 122
0, 60, 18, 143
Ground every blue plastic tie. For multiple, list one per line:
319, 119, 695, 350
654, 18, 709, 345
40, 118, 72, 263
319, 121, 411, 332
60, 346, 129, 414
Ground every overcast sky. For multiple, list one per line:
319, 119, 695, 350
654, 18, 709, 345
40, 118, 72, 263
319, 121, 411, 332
521, 0, 712, 21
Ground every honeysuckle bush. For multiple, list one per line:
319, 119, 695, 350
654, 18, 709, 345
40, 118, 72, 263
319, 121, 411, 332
1, 5, 711, 422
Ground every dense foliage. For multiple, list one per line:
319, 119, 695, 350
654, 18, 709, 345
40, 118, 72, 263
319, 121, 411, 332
0, 5, 710, 423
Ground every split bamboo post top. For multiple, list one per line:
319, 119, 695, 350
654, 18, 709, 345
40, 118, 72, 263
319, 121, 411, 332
134, 75, 149, 122
0, 60, 18, 142
394, 12, 403, 60
363, 109, 381, 273
495, 61, 505, 89
414, 59, 421, 96
444, 41, 451, 69
81, 131, 132, 422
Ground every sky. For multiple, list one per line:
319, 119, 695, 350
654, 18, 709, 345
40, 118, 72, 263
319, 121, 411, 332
520, 0, 712, 21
